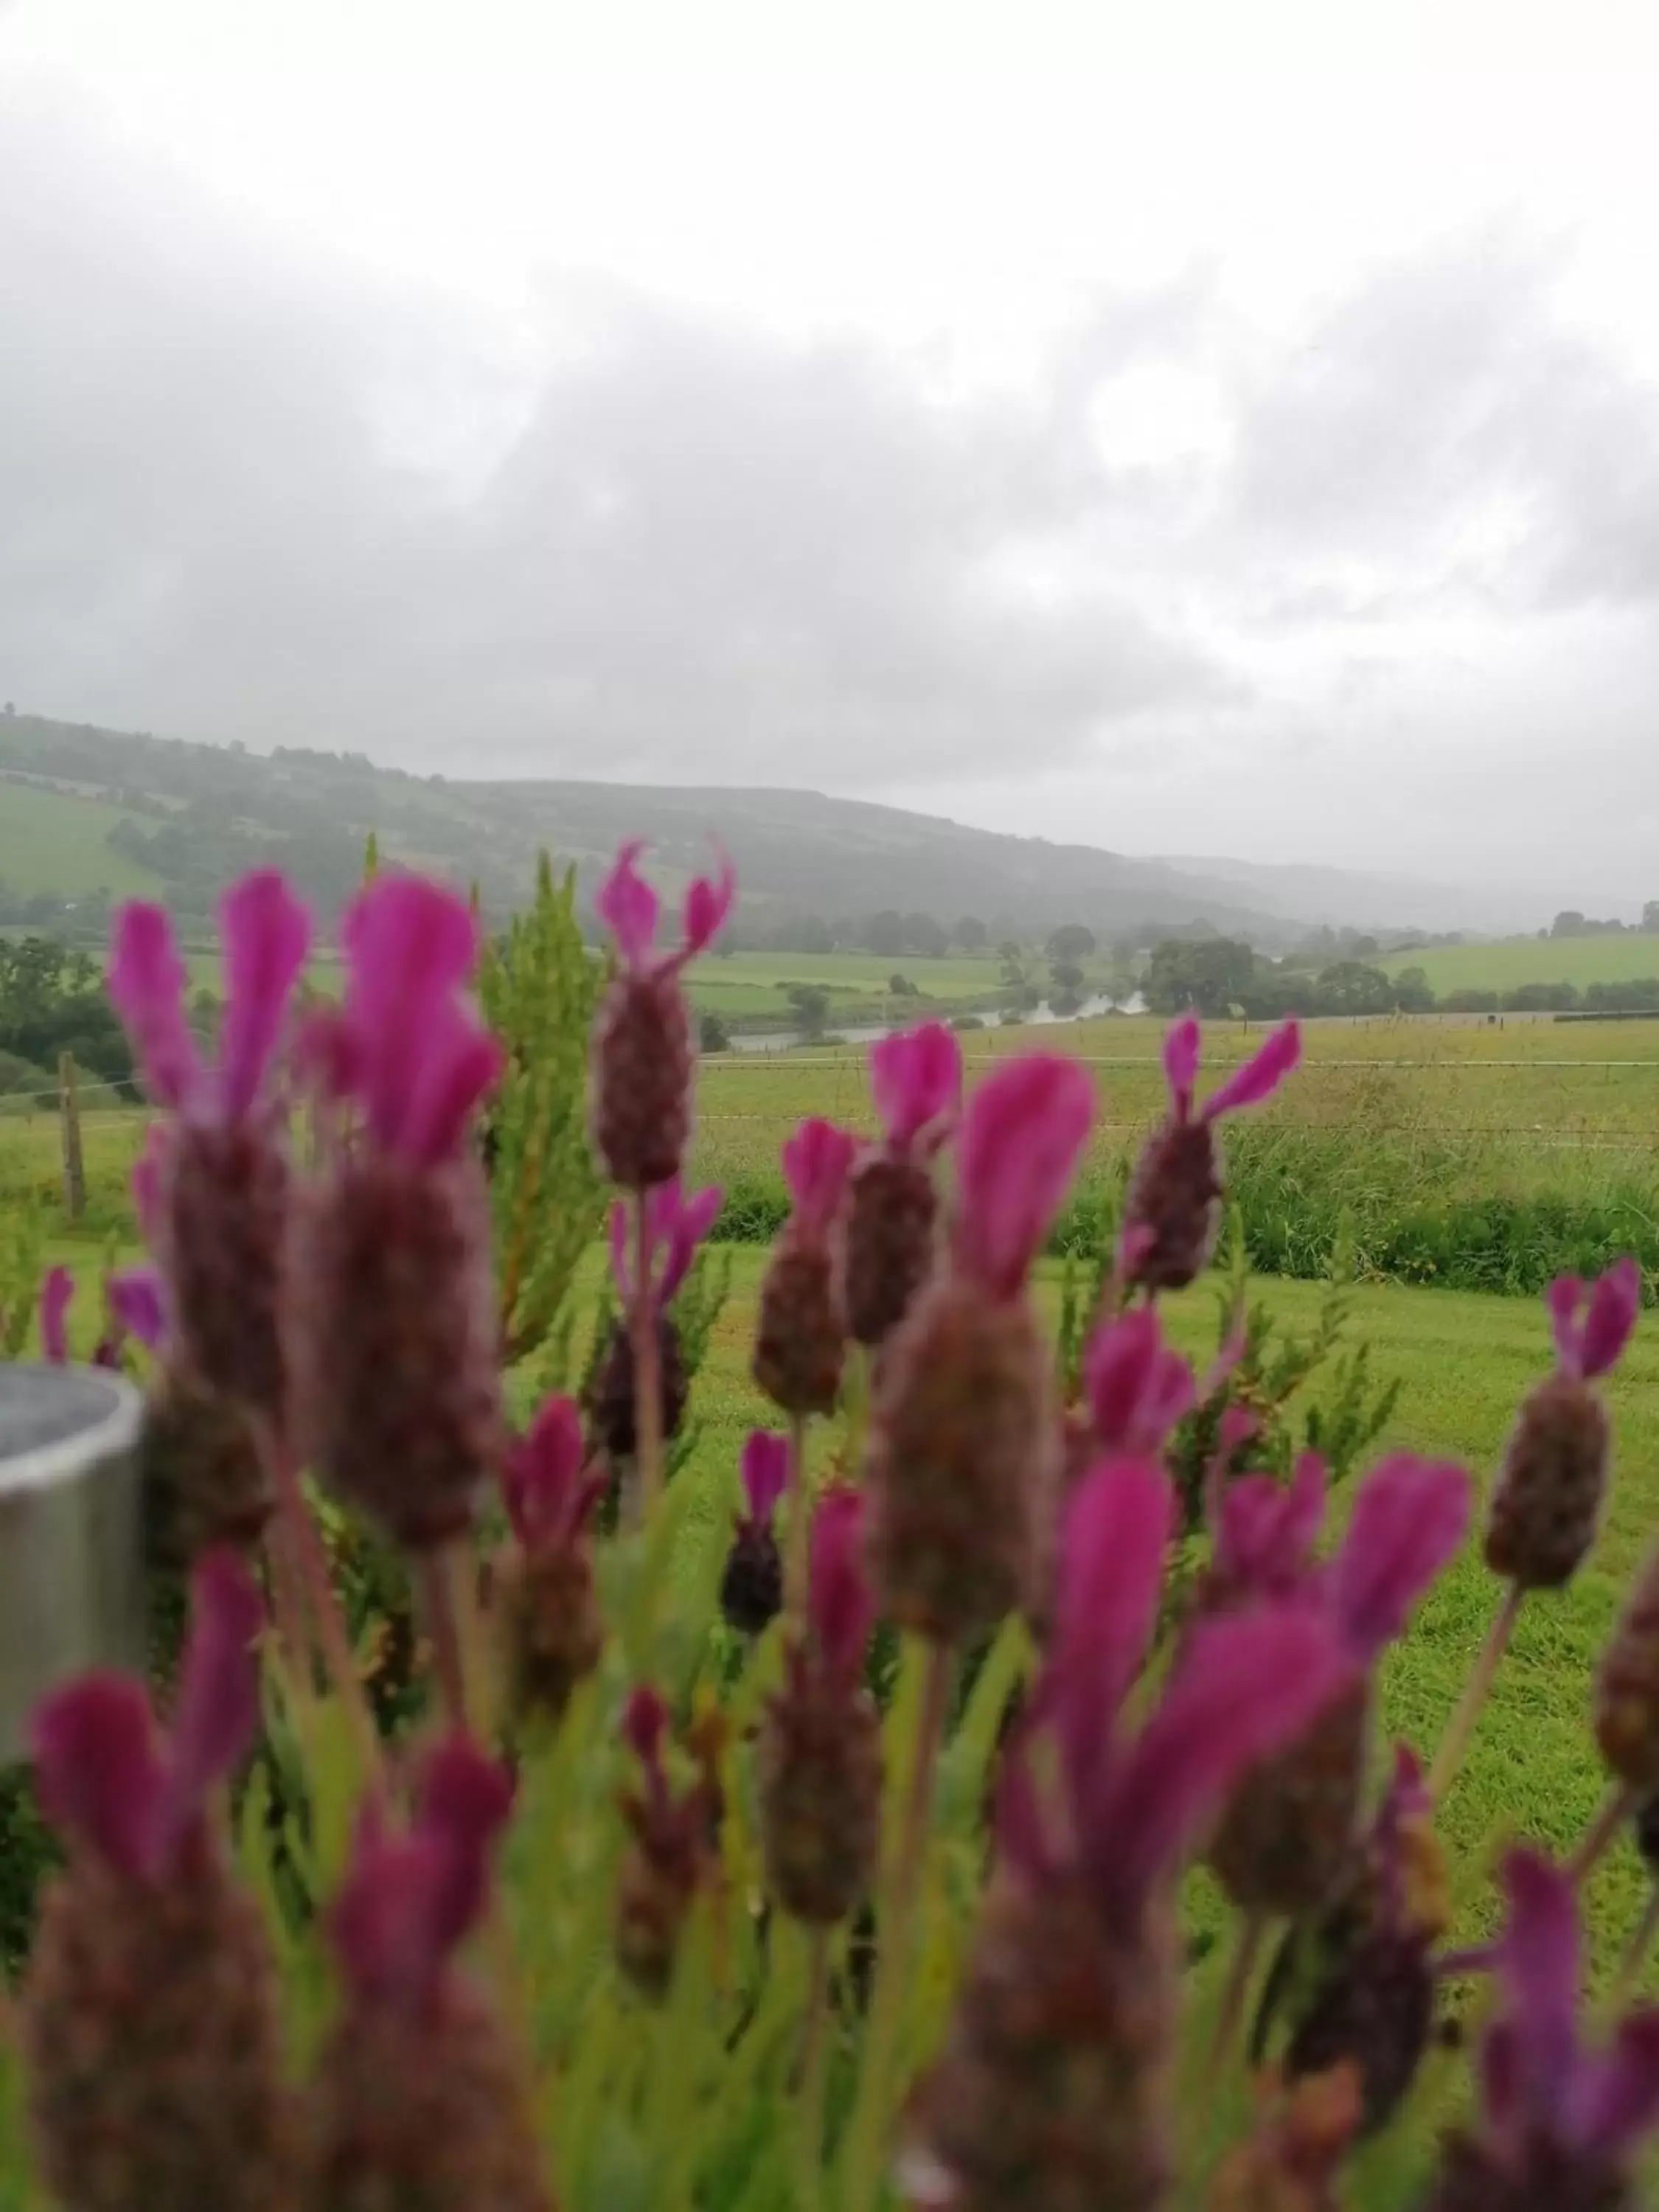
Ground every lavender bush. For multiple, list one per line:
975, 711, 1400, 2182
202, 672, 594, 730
2, 839, 1654, 2211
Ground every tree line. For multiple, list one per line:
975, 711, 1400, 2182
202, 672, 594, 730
1144, 937, 1659, 1020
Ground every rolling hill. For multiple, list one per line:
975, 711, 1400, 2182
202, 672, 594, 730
0, 707, 1502, 948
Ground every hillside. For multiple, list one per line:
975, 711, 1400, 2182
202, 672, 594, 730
0, 707, 1448, 946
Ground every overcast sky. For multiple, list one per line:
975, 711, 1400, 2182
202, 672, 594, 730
2, 0, 1657, 913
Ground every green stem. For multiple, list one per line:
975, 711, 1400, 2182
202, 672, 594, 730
420, 1543, 473, 1733
797, 1928, 832, 2212
257, 1416, 379, 1781
632, 1192, 664, 1522
839, 1639, 953, 2212
1571, 1781, 1635, 1885
1205, 1912, 1267, 2092
1428, 1581, 1524, 1801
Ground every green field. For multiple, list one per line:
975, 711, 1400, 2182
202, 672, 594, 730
686, 947, 1018, 1023
0, 781, 166, 897
1382, 932, 1659, 994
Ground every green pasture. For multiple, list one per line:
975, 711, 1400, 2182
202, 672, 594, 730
1382, 932, 1659, 993
0, 781, 165, 898
684, 947, 1011, 1020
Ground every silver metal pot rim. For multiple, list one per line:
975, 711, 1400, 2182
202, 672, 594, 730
0, 1364, 145, 1495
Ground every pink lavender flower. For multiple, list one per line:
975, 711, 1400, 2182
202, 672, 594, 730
591, 840, 736, 1190
759, 1488, 882, 1925
1489, 1257, 1643, 1590
720, 1431, 790, 1635
311, 1737, 549, 2210
805, 1484, 877, 1687
846, 1021, 961, 1346
22, 1553, 291, 2212
32, 1548, 264, 1879
864, 1054, 1094, 1642
39, 1262, 167, 1371
1004, 1460, 1352, 1917
614, 1686, 720, 2000
869, 1020, 961, 1155
1204, 1451, 1470, 1917
291, 873, 504, 1550
589, 1175, 722, 1463
953, 1051, 1096, 1301
327, 1734, 515, 2015
495, 1397, 608, 1725
905, 1459, 1349, 2212
753, 1118, 858, 1419
1082, 1307, 1196, 1458
1424, 1849, 1659, 2210
502, 1394, 605, 1553
108, 870, 311, 1419
1550, 1257, 1644, 1381
1273, 1747, 1450, 2134
1121, 1018, 1301, 1293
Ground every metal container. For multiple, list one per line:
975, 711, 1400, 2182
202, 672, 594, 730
0, 1363, 147, 1763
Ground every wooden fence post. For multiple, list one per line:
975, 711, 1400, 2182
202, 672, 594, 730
58, 1051, 86, 1224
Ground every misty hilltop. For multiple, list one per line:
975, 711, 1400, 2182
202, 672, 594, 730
0, 709, 1493, 947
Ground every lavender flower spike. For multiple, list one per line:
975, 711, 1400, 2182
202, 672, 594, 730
496, 1397, 607, 1727
108, 870, 312, 1420
590, 1175, 721, 1466
311, 1737, 549, 2210
1123, 1017, 1301, 1293
1423, 1848, 1659, 2211
906, 1459, 1350, 2212
754, 1118, 857, 1419
864, 1054, 1093, 1643
1489, 1256, 1643, 1592
759, 1488, 883, 1925
23, 1553, 291, 2212
1206, 1450, 1468, 1917
720, 1431, 791, 1637
846, 1020, 961, 1346
292, 872, 504, 1550
591, 839, 736, 1190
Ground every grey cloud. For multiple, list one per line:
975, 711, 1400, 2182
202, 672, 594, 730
1223, 231, 1659, 614
0, 91, 1227, 784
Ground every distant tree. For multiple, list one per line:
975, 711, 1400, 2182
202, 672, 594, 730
787, 984, 830, 1038
1441, 989, 1501, 1014
1551, 911, 1587, 938
1642, 901, 1659, 933
2, 703, 12, 717
953, 916, 988, 951
1351, 934, 1380, 959
1392, 965, 1436, 1012
799, 915, 835, 954
902, 913, 949, 958
1048, 959, 1085, 992
1046, 923, 1097, 963
865, 909, 905, 958
1146, 936, 1255, 1018
1314, 961, 1394, 1015
888, 974, 916, 997
699, 1011, 731, 1053
1505, 981, 1579, 1012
